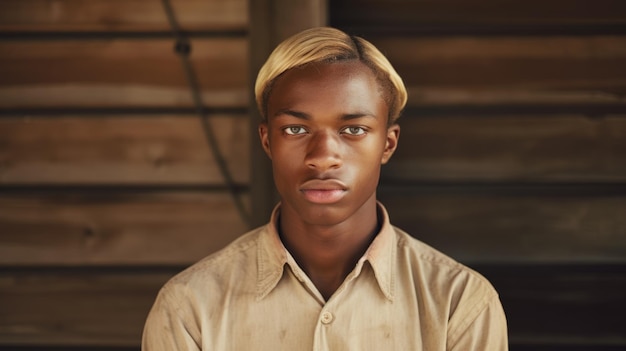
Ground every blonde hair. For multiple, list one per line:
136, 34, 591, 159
255, 27, 407, 125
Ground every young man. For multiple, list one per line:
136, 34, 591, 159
142, 27, 508, 350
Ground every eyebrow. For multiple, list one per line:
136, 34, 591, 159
273, 109, 378, 121
273, 109, 310, 120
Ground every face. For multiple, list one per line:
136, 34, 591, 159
259, 61, 400, 227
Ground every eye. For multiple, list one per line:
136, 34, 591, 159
342, 126, 366, 136
283, 126, 307, 135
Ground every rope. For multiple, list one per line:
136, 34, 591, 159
161, 0, 251, 227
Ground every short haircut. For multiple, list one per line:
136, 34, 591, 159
255, 27, 407, 125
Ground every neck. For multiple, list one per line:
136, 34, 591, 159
278, 199, 381, 299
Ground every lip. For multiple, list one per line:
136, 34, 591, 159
300, 179, 348, 204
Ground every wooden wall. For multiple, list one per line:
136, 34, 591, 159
1, 0, 626, 350
330, 0, 626, 350
0, 0, 251, 349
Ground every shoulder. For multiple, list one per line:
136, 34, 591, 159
394, 226, 495, 287
392, 226, 506, 341
161, 226, 264, 296
392, 225, 500, 310
143, 226, 268, 340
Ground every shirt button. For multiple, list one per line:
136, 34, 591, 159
321, 311, 334, 324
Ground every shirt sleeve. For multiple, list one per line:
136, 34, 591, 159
448, 294, 509, 351
142, 286, 202, 351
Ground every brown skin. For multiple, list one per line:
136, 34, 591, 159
259, 61, 400, 300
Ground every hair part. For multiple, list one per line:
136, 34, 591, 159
255, 27, 407, 125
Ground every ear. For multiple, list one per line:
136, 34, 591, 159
258, 122, 272, 159
381, 124, 400, 164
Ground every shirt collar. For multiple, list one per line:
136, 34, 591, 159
256, 204, 288, 300
361, 202, 396, 301
256, 202, 397, 301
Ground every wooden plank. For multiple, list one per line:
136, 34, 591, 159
385, 114, 626, 183
0, 38, 247, 108
512, 346, 626, 351
330, 0, 626, 34
0, 347, 137, 351
0, 268, 174, 346
378, 191, 626, 263
370, 36, 626, 107
0, 0, 247, 32
0, 191, 249, 266
477, 264, 626, 348
5, 187, 621, 265
1, 265, 623, 347
0, 115, 249, 185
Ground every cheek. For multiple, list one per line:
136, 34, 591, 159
270, 144, 301, 179
365, 135, 389, 164
350, 143, 385, 179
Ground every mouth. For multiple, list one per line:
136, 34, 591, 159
300, 179, 348, 204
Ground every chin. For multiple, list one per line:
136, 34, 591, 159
299, 203, 352, 227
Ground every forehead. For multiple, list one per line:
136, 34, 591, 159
267, 61, 387, 118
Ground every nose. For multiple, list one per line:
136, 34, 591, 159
305, 131, 343, 171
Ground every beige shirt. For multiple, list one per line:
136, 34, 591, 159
142, 204, 508, 350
